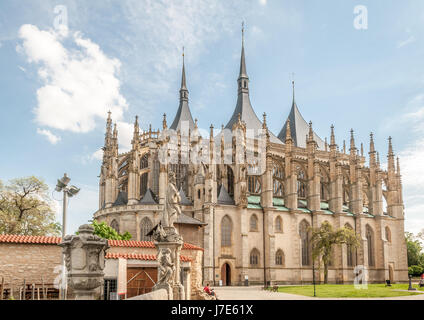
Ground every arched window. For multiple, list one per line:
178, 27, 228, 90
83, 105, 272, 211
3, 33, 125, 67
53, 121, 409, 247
248, 176, 261, 194
273, 163, 284, 197
275, 216, 282, 232
343, 176, 350, 206
110, 219, 119, 233
140, 217, 153, 241
250, 214, 258, 231
140, 154, 149, 169
140, 172, 148, 197
299, 220, 311, 266
366, 225, 375, 267
227, 167, 234, 197
385, 226, 391, 243
275, 249, 284, 266
297, 169, 307, 199
345, 223, 355, 267
221, 216, 232, 247
250, 248, 260, 266
118, 179, 128, 193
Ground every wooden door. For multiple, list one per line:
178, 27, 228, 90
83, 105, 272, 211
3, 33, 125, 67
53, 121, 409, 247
126, 267, 157, 298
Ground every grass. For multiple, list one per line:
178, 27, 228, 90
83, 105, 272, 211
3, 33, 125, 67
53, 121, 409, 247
272, 284, 424, 298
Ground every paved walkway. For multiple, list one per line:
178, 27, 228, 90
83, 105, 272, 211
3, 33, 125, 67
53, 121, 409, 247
212, 285, 424, 300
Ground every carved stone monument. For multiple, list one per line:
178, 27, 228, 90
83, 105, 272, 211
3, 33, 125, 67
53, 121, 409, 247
60, 224, 109, 300
152, 171, 185, 300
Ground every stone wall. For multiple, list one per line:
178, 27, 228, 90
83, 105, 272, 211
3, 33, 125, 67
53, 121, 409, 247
0, 243, 61, 288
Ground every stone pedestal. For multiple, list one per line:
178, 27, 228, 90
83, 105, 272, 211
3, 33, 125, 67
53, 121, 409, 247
60, 224, 109, 300
153, 238, 185, 300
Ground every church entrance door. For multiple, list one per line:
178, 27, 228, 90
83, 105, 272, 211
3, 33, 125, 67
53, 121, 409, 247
221, 263, 231, 286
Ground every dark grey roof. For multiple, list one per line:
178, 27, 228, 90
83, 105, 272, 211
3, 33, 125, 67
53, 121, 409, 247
179, 187, 192, 206
113, 191, 128, 207
277, 96, 325, 149
217, 185, 235, 205
170, 60, 195, 132
176, 213, 207, 225
224, 38, 281, 144
139, 188, 158, 205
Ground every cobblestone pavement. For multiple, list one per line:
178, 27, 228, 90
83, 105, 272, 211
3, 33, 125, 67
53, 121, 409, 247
212, 285, 424, 300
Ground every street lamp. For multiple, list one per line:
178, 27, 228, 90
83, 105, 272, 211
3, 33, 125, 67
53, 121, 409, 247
56, 173, 80, 300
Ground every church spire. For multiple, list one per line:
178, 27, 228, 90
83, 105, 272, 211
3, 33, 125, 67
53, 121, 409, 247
349, 129, 356, 156
180, 47, 188, 101
170, 48, 195, 132
131, 115, 140, 149
369, 132, 376, 167
104, 110, 113, 148
239, 21, 248, 80
388, 136, 395, 172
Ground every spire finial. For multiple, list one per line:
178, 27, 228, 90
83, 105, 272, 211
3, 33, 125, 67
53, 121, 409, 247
350, 128, 356, 154
285, 119, 292, 143
396, 156, 401, 174
377, 151, 380, 168
262, 112, 267, 129
308, 121, 314, 141
242, 21, 245, 46
238, 22, 248, 79
325, 137, 328, 152
194, 118, 198, 129
163, 113, 167, 130
330, 124, 336, 146
361, 143, 364, 157
343, 140, 346, 153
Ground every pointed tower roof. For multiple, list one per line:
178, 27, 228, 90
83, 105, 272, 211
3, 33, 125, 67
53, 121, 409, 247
179, 187, 192, 206
217, 185, 235, 205
139, 188, 158, 205
224, 24, 281, 144
170, 49, 195, 132
278, 81, 325, 149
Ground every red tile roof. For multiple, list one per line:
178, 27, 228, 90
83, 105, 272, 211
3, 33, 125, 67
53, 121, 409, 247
0, 234, 61, 244
107, 239, 203, 251
105, 252, 192, 262
0, 234, 203, 251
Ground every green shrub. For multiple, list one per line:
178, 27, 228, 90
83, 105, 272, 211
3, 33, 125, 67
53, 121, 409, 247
408, 265, 423, 276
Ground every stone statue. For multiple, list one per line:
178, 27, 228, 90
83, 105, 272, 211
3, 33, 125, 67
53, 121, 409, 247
156, 248, 175, 286
163, 171, 182, 227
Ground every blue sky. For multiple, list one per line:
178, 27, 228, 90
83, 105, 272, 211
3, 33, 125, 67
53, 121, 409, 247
0, 0, 423, 235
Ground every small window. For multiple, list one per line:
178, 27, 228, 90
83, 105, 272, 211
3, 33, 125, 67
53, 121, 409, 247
250, 214, 258, 231
250, 249, 260, 266
275, 216, 282, 232
385, 226, 391, 243
198, 189, 201, 199
275, 250, 284, 266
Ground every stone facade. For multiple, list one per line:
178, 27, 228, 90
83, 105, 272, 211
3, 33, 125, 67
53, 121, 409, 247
0, 242, 61, 289
93, 29, 408, 286
0, 236, 203, 299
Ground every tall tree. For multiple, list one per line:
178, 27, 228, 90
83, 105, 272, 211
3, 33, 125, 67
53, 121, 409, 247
0, 176, 61, 236
405, 232, 424, 267
311, 221, 361, 284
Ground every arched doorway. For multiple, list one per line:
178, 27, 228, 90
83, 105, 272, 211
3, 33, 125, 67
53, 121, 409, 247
221, 263, 231, 286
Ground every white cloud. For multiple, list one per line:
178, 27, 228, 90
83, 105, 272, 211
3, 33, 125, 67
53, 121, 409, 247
117, 121, 134, 152
36, 128, 61, 144
398, 138, 424, 234
397, 35, 416, 48
259, 0, 267, 5
18, 24, 128, 134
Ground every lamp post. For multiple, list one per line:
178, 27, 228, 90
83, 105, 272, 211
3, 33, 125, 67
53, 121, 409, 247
55, 173, 80, 300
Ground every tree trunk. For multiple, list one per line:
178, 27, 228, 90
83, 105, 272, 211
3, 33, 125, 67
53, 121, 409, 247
324, 263, 328, 284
